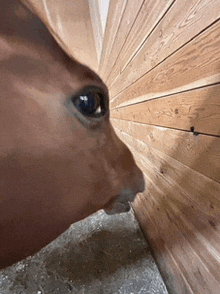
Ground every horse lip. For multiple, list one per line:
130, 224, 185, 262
103, 195, 119, 210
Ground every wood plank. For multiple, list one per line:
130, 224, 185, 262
141, 171, 220, 257
103, 0, 175, 85
98, 0, 145, 82
133, 174, 220, 293
111, 84, 220, 136
110, 19, 220, 108
136, 170, 220, 260
115, 130, 220, 293
134, 195, 195, 294
109, 0, 220, 98
166, 200, 220, 283
106, 0, 175, 87
111, 118, 220, 183
98, 0, 127, 78
114, 129, 220, 218
134, 190, 220, 294
115, 131, 220, 275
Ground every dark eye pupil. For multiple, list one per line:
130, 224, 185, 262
77, 93, 99, 115
72, 88, 107, 118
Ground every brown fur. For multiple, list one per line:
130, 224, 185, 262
0, 0, 144, 268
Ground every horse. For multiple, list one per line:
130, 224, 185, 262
0, 0, 144, 268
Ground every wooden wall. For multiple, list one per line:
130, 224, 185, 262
99, 0, 220, 293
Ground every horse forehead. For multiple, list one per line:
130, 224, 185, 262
0, 36, 102, 96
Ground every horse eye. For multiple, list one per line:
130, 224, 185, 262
71, 87, 108, 118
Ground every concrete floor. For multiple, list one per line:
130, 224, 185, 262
0, 209, 168, 294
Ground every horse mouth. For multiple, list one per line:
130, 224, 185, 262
103, 199, 131, 215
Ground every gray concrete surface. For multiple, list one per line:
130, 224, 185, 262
0, 210, 168, 294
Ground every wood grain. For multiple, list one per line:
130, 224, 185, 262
134, 190, 220, 294
115, 129, 220, 215
103, 0, 174, 85
98, 0, 145, 82
106, 0, 175, 87
103, 0, 220, 292
133, 195, 195, 294
115, 129, 220, 293
98, 0, 127, 78
108, 0, 220, 100
110, 19, 220, 108
111, 84, 220, 136
111, 118, 220, 183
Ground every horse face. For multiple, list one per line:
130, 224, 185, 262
0, 0, 144, 268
